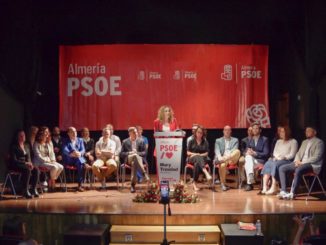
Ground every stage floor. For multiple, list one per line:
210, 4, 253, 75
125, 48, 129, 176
1, 179, 325, 215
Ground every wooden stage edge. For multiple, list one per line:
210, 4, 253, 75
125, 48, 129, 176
0, 180, 325, 244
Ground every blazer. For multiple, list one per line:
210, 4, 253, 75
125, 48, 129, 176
62, 137, 86, 163
52, 136, 63, 154
214, 137, 239, 160
153, 118, 178, 132
33, 141, 56, 166
10, 143, 32, 168
294, 137, 324, 174
120, 138, 146, 163
83, 138, 95, 155
240, 137, 251, 155
247, 136, 270, 163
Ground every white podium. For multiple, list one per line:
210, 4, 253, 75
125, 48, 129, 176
154, 131, 185, 185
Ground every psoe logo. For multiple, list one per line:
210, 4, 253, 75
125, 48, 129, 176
184, 71, 197, 80
173, 70, 181, 80
221, 64, 232, 80
137, 70, 145, 80
149, 71, 161, 80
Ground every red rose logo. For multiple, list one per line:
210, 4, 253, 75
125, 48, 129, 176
246, 104, 271, 128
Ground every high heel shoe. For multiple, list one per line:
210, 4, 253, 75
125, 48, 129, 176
193, 182, 200, 192
24, 190, 33, 199
31, 189, 40, 198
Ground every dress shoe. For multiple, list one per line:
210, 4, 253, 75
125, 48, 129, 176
245, 184, 253, 191
31, 189, 40, 198
24, 190, 33, 199
77, 186, 85, 192
130, 184, 136, 193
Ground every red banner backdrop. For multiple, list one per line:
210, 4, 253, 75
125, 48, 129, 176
59, 44, 270, 130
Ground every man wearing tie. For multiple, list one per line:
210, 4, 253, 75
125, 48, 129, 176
278, 126, 324, 199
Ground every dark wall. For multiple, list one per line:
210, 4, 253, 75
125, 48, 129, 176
0, 0, 325, 176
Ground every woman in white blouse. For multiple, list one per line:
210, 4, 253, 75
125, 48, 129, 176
261, 126, 298, 195
33, 129, 64, 191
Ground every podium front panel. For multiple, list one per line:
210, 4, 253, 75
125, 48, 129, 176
155, 137, 183, 185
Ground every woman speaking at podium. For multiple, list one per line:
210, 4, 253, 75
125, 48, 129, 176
154, 105, 179, 132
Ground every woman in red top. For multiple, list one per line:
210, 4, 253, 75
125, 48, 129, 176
153, 105, 178, 132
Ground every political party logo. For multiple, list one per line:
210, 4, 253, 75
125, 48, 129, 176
160, 151, 174, 159
221, 64, 232, 80
138, 70, 145, 80
246, 104, 271, 128
173, 70, 181, 80
159, 144, 177, 159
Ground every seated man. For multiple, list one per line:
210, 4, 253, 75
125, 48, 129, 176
106, 124, 122, 165
279, 126, 324, 200
136, 125, 149, 183
214, 125, 240, 191
92, 128, 117, 189
238, 126, 253, 184
81, 127, 95, 167
62, 127, 86, 192
120, 127, 150, 193
51, 126, 63, 163
244, 123, 269, 191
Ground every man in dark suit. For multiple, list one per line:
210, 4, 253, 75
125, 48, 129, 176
120, 127, 150, 193
52, 126, 63, 163
81, 127, 95, 166
238, 126, 253, 185
63, 127, 87, 192
244, 123, 269, 191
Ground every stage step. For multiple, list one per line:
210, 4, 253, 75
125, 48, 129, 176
110, 225, 220, 244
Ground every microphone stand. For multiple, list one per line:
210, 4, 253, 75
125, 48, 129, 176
161, 200, 174, 245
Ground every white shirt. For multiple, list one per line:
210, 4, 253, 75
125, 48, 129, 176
162, 125, 170, 132
95, 137, 116, 158
253, 136, 259, 147
273, 139, 298, 160
131, 139, 137, 152
224, 138, 231, 156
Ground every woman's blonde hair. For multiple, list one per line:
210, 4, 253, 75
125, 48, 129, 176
157, 105, 174, 123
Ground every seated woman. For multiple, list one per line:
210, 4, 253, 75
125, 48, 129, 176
9, 129, 40, 199
33, 129, 64, 192
187, 125, 212, 191
261, 126, 298, 194
153, 105, 178, 132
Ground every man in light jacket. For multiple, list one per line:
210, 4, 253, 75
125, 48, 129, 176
214, 125, 240, 191
279, 126, 324, 199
